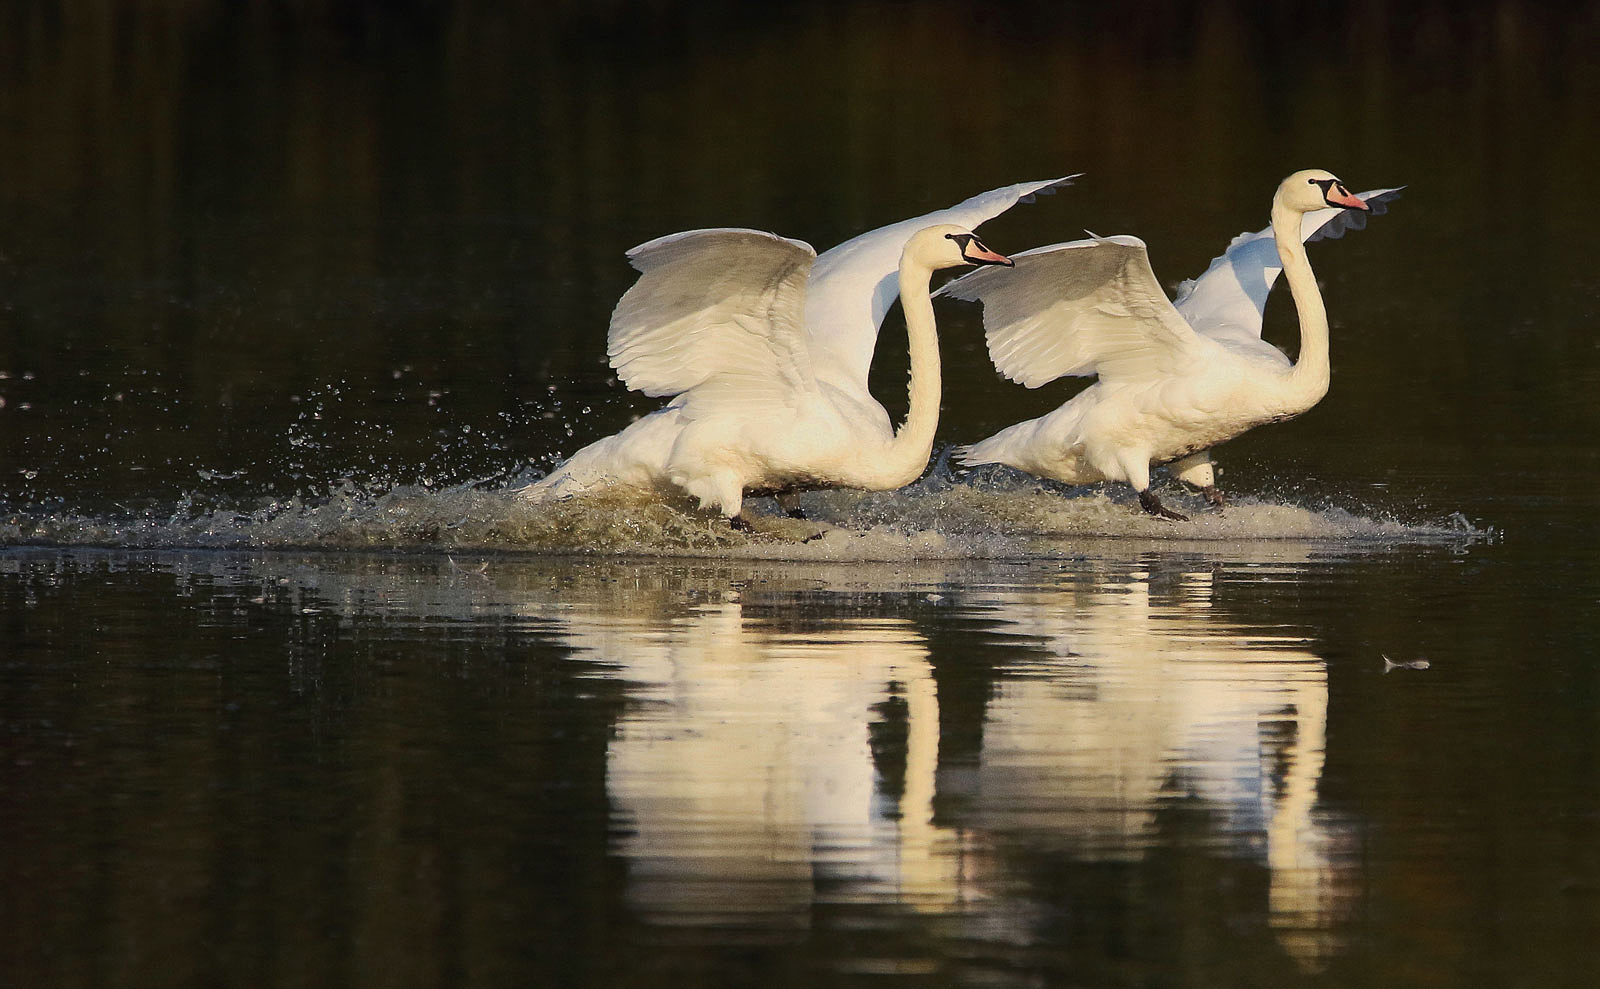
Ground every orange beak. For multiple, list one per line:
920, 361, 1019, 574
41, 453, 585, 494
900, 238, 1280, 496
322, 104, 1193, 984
966, 243, 1014, 267
1328, 187, 1369, 211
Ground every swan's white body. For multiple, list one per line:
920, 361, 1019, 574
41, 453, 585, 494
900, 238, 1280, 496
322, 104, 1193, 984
521, 178, 1071, 518
939, 171, 1398, 518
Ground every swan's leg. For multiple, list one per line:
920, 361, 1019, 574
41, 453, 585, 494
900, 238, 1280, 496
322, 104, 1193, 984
678, 469, 747, 527
775, 491, 830, 542
775, 492, 807, 520
1170, 451, 1213, 488
1120, 450, 1188, 522
1171, 452, 1225, 510
718, 479, 756, 535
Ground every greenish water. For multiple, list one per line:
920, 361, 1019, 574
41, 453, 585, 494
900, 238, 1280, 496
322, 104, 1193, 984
3, 2, 1599, 986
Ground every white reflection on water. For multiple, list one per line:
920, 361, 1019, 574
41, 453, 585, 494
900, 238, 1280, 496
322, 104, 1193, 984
107, 549, 1354, 968
537, 556, 1354, 968
579, 606, 958, 927
959, 564, 1350, 967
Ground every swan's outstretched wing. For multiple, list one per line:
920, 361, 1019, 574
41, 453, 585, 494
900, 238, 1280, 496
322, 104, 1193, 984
805, 175, 1079, 390
1172, 187, 1403, 343
936, 234, 1204, 387
607, 228, 819, 414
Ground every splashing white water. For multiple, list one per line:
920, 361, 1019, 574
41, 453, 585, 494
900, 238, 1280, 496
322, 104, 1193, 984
0, 467, 1491, 560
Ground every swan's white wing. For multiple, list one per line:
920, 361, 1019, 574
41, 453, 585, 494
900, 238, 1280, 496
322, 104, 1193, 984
937, 235, 1204, 387
1172, 187, 1403, 342
607, 228, 819, 413
804, 175, 1079, 390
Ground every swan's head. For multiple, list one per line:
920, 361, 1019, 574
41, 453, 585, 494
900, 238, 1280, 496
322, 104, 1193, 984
1280, 169, 1369, 213
907, 223, 1013, 271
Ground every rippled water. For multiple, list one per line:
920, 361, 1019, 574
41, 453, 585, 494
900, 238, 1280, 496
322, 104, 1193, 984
4, 2, 1599, 987
5, 537, 1593, 986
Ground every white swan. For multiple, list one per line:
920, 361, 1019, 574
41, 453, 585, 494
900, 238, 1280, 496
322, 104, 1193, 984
938, 170, 1400, 520
521, 178, 1072, 524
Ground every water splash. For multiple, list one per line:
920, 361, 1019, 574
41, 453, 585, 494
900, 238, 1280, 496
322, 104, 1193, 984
0, 467, 1491, 560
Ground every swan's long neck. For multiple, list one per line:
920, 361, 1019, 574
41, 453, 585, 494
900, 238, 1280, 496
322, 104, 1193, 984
871, 256, 942, 487
1272, 199, 1331, 407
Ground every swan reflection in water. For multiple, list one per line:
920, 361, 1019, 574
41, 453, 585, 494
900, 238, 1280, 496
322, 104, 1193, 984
954, 563, 1351, 967
556, 557, 1354, 968
168, 551, 1354, 969
591, 603, 956, 928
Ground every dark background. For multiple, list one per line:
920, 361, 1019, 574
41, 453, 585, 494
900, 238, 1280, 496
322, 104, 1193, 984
3, 0, 1598, 521
2, 5, 1599, 987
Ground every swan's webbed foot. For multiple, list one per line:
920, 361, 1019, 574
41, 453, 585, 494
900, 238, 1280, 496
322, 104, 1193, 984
1139, 489, 1189, 522
729, 513, 757, 534
775, 493, 808, 520
1201, 485, 1226, 510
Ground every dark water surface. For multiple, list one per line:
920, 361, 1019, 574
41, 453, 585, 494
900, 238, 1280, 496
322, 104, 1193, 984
3, 2, 1599, 986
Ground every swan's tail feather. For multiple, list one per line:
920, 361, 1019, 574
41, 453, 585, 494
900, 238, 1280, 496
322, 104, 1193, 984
515, 437, 639, 503
955, 413, 1070, 476
515, 407, 686, 503
952, 442, 1000, 468
515, 465, 605, 503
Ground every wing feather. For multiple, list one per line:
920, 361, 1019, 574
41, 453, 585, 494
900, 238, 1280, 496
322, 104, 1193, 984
937, 235, 1203, 387
1172, 187, 1403, 341
803, 175, 1079, 389
606, 228, 819, 414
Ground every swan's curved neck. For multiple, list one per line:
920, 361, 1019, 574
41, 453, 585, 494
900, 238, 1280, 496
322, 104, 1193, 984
1272, 199, 1331, 404
869, 256, 942, 486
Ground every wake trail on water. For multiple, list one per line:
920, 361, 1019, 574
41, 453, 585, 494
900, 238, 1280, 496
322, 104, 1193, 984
1, 468, 1491, 560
